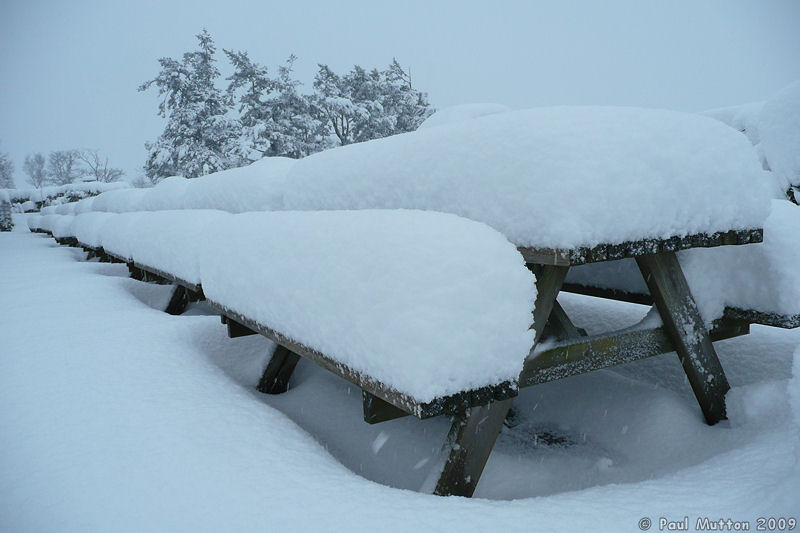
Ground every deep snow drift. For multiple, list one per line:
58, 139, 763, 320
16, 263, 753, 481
1, 222, 798, 532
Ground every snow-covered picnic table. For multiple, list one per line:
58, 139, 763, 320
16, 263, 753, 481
27, 105, 800, 498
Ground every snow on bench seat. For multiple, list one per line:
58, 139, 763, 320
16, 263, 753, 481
282, 106, 772, 249
197, 210, 536, 407
72, 212, 117, 249
125, 210, 230, 287
564, 200, 800, 324
88, 157, 295, 214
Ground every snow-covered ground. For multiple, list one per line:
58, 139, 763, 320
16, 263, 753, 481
2, 216, 798, 531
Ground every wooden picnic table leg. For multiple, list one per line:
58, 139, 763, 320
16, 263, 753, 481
636, 252, 730, 425
257, 344, 301, 394
433, 398, 513, 497
165, 284, 190, 315
530, 265, 570, 345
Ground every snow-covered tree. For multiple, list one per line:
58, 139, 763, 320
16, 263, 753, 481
139, 29, 241, 181
226, 53, 328, 160
311, 60, 433, 146
0, 147, 14, 189
23, 153, 46, 189
264, 56, 329, 158
47, 150, 81, 185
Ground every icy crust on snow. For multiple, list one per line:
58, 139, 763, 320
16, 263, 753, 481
198, 210, 536, 402
418, 103, 511, 129
125, 210, 230, 284
283, 106, 772, 249
565, 201, 800, 321
89, 157, 295, 214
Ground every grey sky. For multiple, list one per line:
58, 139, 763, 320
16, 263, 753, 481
2, 0, 799, 185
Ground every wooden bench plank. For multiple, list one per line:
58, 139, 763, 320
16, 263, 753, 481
362, 390, 410, 424
521, 319, 749, 387
519, 228, 762, 267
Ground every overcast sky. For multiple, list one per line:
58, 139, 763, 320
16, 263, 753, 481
1, 0, 799, 185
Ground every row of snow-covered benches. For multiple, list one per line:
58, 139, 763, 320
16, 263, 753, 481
27, 105, 800, 497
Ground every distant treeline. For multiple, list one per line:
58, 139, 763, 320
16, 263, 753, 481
139, 29, 434, 182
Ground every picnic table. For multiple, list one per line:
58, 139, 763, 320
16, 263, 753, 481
26, 105, 800, 499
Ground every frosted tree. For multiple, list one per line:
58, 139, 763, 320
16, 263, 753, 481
139, 29, 241, 181
23, 153, 47, 189
382, 59, 433, 133
312, 60, 433, 146
0, 147, 14, 189
265, 56, 330, 158
226, 53, 328, 159
47, 150, 81, 185
224, 49, 273, 160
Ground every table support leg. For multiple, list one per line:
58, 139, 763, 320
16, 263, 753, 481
433, 398, 513, 497
636, 252, 730, 425
257, 344, 301, 394
165, 284, 189, 315
530, 265, 570, 345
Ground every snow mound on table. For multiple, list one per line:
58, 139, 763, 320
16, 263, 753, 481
92, 188, 148, 213
198, 210, 536, 402
51, 215, 76, 238
418, 103, 511, 129
72, 212, 117, 248
705, 81, 800, 199
182, 157, 295, 212
99, 212, 148, 260
283, 106, 772, 249
125, 210, 230, 285
565, 200, 800, 322
139, 176, 190, 211
87, 158, 295, 214
681, 200, 800, 320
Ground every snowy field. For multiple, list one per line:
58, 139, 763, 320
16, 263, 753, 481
1, 215, 798, 532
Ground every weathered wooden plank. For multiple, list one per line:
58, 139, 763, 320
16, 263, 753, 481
433, 398, 513, 497
257, 344, 301, 394
520, 320, 749, 388
723, 307, 800, 329
363, 390, 411, 424
636, 252, 730, 425
560, 282, 654, 305
207, 300, 517, 419
518, 228, 763, 267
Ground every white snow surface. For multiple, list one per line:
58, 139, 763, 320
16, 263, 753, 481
89, 157, 296, 214
565, 200, 800, 322
283, 106, 772, 248
72, 212, 117, 248
418, 103, 511, 129
126, 210, 230, 284
198, 210, 536, 402
181, 156, 295, 212
2, 225, 798, 531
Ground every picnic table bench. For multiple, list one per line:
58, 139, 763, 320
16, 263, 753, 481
32, 213, 799, 498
